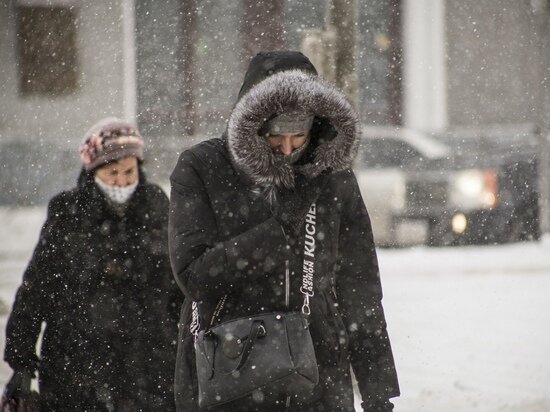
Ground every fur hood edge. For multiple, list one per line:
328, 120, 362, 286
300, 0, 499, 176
227, 70, 360, 189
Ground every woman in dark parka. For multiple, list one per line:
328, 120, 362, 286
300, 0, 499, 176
169, 51, 399, 411
3, 118, 182, 411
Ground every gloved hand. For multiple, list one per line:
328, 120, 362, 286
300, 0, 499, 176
361, 399, 395, 411
273, 171, 330, 236
1, 370, 33, 410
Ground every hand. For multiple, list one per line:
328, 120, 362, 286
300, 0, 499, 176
1, 370, 33, 407
361, 399, 395, 411
273, 171, 329, 236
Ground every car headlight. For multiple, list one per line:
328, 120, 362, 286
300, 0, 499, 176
450, 169, 498, 210
451, 212, 468, 234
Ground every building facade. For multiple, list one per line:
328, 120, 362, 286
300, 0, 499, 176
0, 0, 549, 214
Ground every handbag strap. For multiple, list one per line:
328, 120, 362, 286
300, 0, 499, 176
232, 320, 266, 373
192, 202, 318, 339
300, 203, 317, 316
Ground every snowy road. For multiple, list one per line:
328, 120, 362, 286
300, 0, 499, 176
381, 243, 550, 412
1, 207, 549, 411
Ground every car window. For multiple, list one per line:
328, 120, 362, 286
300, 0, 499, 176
361, 138, 423, 168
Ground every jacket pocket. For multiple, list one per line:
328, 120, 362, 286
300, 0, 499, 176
325, 289, 350, 366
310, 289, 345, 367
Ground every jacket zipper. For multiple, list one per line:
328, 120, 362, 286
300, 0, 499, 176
330, 277, 338, 300
285, 259, 290, 308
285, 249, 291, 408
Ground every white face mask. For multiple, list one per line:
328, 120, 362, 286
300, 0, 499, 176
94, 177, 138, 204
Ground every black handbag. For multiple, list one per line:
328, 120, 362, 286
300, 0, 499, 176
1, 371, 41, 412
0, 392, 41, 412
193, 204, 320, 408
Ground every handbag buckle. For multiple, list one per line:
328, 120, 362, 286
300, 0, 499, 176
257, 324, 266, 337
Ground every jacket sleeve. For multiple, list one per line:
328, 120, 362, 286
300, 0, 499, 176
335, 171, 400, 407
4, 194, 67, 371
168, 150, 289, 302
153, 186, 185, 324
139, 185, 184, 323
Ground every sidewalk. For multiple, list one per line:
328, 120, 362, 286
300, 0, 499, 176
1, 206, 550, 411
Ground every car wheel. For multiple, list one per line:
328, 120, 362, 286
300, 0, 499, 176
515, 199, 541, 242
427, 219, 456, 247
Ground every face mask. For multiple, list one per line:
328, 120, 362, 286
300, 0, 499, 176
94, 177, 138, 204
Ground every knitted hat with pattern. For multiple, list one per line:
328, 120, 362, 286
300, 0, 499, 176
79, 117, 144, 171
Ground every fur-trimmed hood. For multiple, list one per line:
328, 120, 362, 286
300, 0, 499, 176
227, 52, 359, 191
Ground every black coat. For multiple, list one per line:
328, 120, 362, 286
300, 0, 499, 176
169, 51, 399, 411
4, 170, 182, 411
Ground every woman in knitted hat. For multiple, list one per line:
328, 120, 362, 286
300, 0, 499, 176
2, 118, 183, 411
169, 51, 399, 411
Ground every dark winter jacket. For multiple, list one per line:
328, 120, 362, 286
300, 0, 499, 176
4, 168, 182, 411
169, 51, 399, 411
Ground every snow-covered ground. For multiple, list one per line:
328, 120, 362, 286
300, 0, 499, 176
1, 206, 549, 411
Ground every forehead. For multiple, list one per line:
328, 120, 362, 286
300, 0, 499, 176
266, 132, 307, 138
100, 156, 138, 171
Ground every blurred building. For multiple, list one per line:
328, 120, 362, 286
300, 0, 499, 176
0, 0, 137, 204
0, 0, 549, 220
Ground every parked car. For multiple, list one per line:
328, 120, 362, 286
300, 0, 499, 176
355, 125, 541, 247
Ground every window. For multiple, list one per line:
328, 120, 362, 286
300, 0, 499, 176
17, 6, 79, 96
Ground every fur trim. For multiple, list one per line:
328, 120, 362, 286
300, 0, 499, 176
227, 70, 359, 189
